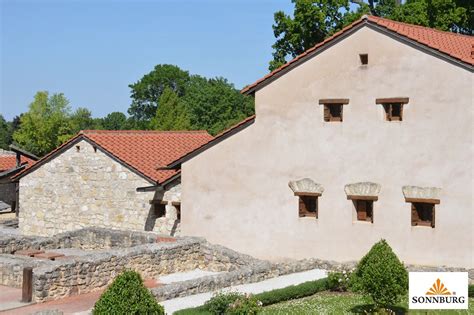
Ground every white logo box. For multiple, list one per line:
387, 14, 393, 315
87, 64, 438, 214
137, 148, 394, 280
409, 272, 468, 310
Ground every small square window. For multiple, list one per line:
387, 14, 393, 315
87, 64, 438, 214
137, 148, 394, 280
299, 195, 318, 218
155, 203, 166, 218
383, 103, 403, 121
411, 202, 435, 228
354, 200, 373, 223
173, 203, 181, 221
324, 104, 343, 122
359, 54, 368, 65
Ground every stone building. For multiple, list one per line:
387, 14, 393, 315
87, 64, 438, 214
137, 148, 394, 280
14, 130, 213, 236
0, 146, 37, 213
171, 16, 473, 268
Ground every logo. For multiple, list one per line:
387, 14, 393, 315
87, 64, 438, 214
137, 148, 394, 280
426, 278, 451, 296
409, 272, 468, 310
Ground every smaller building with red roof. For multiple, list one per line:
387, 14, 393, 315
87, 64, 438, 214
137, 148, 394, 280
14, 130, 213, 236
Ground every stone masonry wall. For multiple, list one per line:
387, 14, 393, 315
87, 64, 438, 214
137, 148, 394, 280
18, 140, 170, 236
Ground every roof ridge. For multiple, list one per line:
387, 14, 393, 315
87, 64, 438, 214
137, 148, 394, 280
367, 15, 474, 39
81, 129, 210, 135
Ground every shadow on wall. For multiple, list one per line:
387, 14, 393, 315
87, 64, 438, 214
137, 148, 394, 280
144, 189, 180, 236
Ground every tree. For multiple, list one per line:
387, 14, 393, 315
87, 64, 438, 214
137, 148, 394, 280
269, 0, 351, 71
128, 64, 190, 123
182, 76, 255, 135
0, 115, 12, 150
269, 0, 472, 70
102, 112, 128, 130
391, 0, 469, 33
13, 91, 74, 156
70, 107, 96, 132
128, 64, 255, 135
150, 88, 191, 131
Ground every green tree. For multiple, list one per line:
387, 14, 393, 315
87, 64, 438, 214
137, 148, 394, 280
391, 0, 468, 32
0, 115, 12, 150
128, 64, 190, 123
182, 76, 254, 135
70, 107, 96, 132
13, 91, 74, 156
150, 88, 191, 131
269, 0, 472, 70
102, 112, 128, 130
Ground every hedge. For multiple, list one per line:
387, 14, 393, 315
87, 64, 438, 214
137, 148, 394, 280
469, 284, 474, 298
174, 277, 328, 314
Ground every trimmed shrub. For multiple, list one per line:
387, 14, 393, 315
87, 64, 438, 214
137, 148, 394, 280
469, 284, 474, 297
93, 270, 164, 315
352, 239, 408, 308
255, 277, 328, 306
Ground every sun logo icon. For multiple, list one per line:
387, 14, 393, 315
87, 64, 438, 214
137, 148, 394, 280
426, 278, 452, 295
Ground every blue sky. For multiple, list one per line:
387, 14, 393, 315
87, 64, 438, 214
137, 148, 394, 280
0, 0, 293, 120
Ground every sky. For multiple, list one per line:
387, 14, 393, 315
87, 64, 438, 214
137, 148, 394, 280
0, 0, 293, 120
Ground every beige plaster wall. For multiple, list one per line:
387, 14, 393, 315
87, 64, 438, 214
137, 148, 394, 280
182, 26, 473, 268
19, 140, 178, 236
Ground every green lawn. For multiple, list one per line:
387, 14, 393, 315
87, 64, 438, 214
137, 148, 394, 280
260, 292, 473, 315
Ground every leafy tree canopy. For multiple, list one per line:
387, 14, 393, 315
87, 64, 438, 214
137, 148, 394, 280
269, 0, 472, 70
13, 91, 74, 156
0, 115, 12, 150
128, 64, 190, 122
101, 111, 128, 130
129, 65, 255, 135
150, 87, 191, 131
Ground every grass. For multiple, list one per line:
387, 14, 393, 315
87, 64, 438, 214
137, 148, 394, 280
260, 292, 474, 315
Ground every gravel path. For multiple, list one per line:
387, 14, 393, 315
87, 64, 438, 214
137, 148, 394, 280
160, 268, 327, 314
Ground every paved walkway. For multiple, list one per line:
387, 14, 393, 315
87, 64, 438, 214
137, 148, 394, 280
0, 269, 326, 314
161, 268, 327, 314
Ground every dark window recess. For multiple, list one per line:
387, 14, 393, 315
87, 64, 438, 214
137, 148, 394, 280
175, 204, 181, 221
155, 203, 166, 218
411, 202, 435, 228
359, 54, 368, 65
324, 104, 343, 122
383, 103, 403, 121
355, 200, 373, 223
76, 145, 80, 152
299, 196, 318, 218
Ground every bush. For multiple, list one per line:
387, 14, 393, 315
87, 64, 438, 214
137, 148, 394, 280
352, 239, 408, 308
255, 277, 328, 306
469, 284, 474, 297
226, 294, 262, 315
93, 270, 164, 315
204, 291, 261, 315
327, 271, 352, 292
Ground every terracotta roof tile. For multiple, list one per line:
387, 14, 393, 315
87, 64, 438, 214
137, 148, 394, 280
13, 130, 213, 184
0, 155, 35, 172
242, 16, 473, 94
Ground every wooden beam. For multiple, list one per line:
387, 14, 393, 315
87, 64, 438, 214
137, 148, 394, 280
405, 198, 440, 204
376, 97, 409, 104
319, 99, 350, 105
21, 267, 33, 302
347, 195, 378, 201
294, 192, 322, 197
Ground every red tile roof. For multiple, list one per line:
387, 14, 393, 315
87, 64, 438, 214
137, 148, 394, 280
0, 155, 35, 172
14, 130, 213, 184
242, 15, 473, 94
